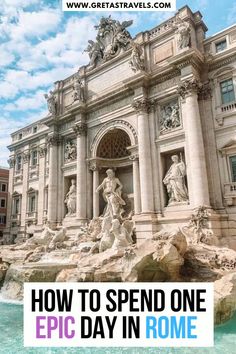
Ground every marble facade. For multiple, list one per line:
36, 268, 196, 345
4, 6, 236, 250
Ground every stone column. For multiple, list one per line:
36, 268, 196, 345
89, 161, 100, 218
57, 141, 64, 223
132, 98, 154, 213
47, 134, 59, 226
198, 83, 224, 209
73, 122, 87, 221
21, 150, 30, 228
37, 145, 47, 225
6, 157, 15, 230
178, 78, 210, 207
129, 154, 141, 214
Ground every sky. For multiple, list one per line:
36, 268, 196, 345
0, 0, 236, 167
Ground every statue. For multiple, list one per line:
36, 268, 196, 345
96, 169, 126, 218
85, 17, 133, 69
163, 154, 189, 205
73, 76, 85, 102
48, 227, 67, 250
129, 42, 145, 72
99, 216, 114, 252
176, 17, 191, 50
160, 102, 180, 132
64, 140, 77, 162
111, 219, 133, 251
44, 91, 57, 116
64, 179, 76, 216
84, 40, 103, 70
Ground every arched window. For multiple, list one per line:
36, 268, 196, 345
97, 129, 131, 159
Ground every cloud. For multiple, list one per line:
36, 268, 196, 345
0, 45, 15, 66
3, 90, 46, 111
1, 66, 75, 99
9, 8, 62, 39
227, 2, 236, 26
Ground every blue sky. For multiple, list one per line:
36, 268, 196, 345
0, 0, 236, 166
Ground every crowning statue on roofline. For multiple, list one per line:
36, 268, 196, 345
84, 16, 133, 70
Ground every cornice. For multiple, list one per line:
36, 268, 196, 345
207, 52, 236, 72
168, 48, 205, 72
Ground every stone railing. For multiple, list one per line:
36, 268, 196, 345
224, 182, 236, 206
221, 102, 236, 113
26, 211, 37, 219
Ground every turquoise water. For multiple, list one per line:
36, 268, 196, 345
0, 302, 235, 354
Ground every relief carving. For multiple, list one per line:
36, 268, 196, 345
160, 100, 181, 133
64, 140, 77, 163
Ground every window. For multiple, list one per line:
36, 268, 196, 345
14, 198, 20, 214
0, 214, 6, 225
18, 133, 22, 140
0, 199, 6, 208
33, 126, 37, 133
29, 195, 36, 212
230, 156, 236, 182
220, 79, 235, 104
216, 39, 227, 53
31, 150, 38, 166
16, 155, 22, 171
1, 183, 7, 192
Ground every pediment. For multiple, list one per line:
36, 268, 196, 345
220, 139, 236, 154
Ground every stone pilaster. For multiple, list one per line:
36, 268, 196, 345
129, 154, 141, 214
73, 122, 87, 221
21, 151, 30, 227
47, 134, 60, 226
132, 98, 154, 213
37, 145, 47, 225
178, 78, 210, 207
6, 157, 15, 229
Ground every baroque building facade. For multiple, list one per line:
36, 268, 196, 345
5, 6, 236, 249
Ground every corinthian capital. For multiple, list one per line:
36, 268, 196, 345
177, 78, 202, 99
8, 157, 15, 168
132, 98, 154, 114
198, 82, 212, 100
47, 134, 61, 146
73, 122, 87, 136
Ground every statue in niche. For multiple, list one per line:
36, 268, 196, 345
163, 154, 189, 206
73, 76, 85, 102
129, 42, 145, 72
96, 169, 126, 219
64, 140, 77, 162
176, 17, 191, 50
64, 179, 76, 216
44, 91, 57, 116
160, 101, 180, 132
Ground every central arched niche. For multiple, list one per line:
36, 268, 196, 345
96, 128, 133, 216
97, 128, 131, 159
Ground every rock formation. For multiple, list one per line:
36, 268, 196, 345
0, 206, 236, 325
